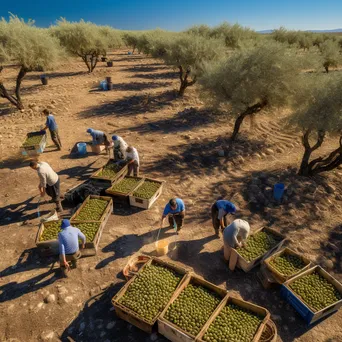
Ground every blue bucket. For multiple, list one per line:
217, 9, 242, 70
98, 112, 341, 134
77, 143, 87, 156
273, 183, 285, 201
128, 51, 132, 55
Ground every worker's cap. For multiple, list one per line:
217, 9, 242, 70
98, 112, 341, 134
112, 135, 118, 141
87, 128, 93, 133
61, 219, 70, 229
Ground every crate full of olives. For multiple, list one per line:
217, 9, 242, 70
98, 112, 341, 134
281, 265, 342, 324
235, 227, 285, 272
105, 176, 144, 197
158, 275, 227, 341
197, 296, 270, 342
71, 195, 113, 223
112, 258, 188, 334
129, 178, 164, 209
20, 131, 47, 156
264, 248, 311, 283
90, 159, 128, 182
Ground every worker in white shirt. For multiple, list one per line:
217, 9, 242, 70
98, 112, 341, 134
126, 146, 139, 176
112, 135, 128, 161
29, 160, 63, 212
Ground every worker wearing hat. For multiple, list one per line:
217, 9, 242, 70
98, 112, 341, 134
58, 219, 86, 276
112, 135, 128, 161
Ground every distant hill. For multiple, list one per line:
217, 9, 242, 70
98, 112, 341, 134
258, 29, 342, 34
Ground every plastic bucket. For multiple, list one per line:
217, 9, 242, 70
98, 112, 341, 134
77, 142, 87, 156
128, 51, 132, 55
155, 239, 169, 256
41, 77, 48, 85
107, 61, 113, 67
273, 183, 285, 201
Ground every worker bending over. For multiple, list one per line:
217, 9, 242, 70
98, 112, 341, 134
112, 135, 128, 161
126, 146, 140, 176
161, 198, 185, 232
87, 128, 111, 153
211, 199, 236, 237
42, 109, 62, 150
223, 219, 250, 261
58, 219, 86, 276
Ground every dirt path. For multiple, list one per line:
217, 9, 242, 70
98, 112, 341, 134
0, 51, 341, 342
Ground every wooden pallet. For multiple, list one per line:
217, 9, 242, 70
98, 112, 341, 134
90, 159, 128, 183
129, 178, 164, 209
235, 227, 286, 272
158, 274, 227, 342
196, 296, 270, 342
264, 247, 312, 283
112, 258, 189, 334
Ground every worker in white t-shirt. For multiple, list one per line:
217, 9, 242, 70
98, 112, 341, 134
126, 146, 140, 176
112, 135, 128, 161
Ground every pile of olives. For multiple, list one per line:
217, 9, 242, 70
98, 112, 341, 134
290, 272, 341, 312
22, 133, 44, 147
74, 198, 108, 221
40, 220, 62, 241
119, 264, 182, 323
98, 161, 122, 178
164, 283, 221, 336
133, 180, 160, 199
109, 177, 141, 194
269, 253, 306, 276
73, 222, 100, 242
238, 231, 281, 262
203, 304, 263, 342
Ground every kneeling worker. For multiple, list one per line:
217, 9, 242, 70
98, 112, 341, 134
161, 198, 185, 232
58, 219, 86, 276
211, 199, 236, 236
223, 219, 250, 262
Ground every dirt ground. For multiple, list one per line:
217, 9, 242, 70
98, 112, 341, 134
0, 50, 341, 342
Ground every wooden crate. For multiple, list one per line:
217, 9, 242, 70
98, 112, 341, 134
105, 176, 144, 204
20, 131, 47, 156
281, 265, 342, 325
112, 257, 189, 334
196, 296, 270, 342
158, 274, 227, 342
90, 159, 128, 183
235, 227, 286, 272
70, 195, 113, 222
264, 247, 312, 283
35, 220, 104, 257
129, 178, 164, 209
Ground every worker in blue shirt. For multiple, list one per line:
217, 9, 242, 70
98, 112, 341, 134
42, 109, 62, 150
87, 128, 110, 153
161, 198, 185, 232
211, 199, 237, 237
58, 219, 86, 276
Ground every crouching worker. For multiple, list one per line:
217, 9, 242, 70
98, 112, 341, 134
87, 128, 111, 154
161, 198, 185, 232
58, 219, 86, 277
211, 199, 236, 237
223, 219, 250, 262
126, 146, 140, 176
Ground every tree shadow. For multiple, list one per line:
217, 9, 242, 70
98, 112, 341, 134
0, 154, 30, 170
0, 196, 50, 227
110, 81, 172, 91
124, 65, 169, 73
78, 90, 178, 118
0, 102, 17, 116
96, 227, 175, 270
60, 283, 167, 341
58, 160, 99, 181
23, 71, 87, 81
115, 56, 146, 62
131, 71, 178, 80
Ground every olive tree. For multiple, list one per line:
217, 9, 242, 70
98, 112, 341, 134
291, 76, 342, 176
200, 43, 300, 141
51, 19, 110, 72
0, 15, 62, 109
320, 40, 340, 73
184, 25, 211, 38
122, 32, 141, 54
151, 34, 224, 96
98, 26, 122, 54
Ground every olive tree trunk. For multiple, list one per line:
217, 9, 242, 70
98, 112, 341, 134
178, 66, 197, 96
231, 100, 268, 141
81, 53, 99, 73
299, 129, 342, 176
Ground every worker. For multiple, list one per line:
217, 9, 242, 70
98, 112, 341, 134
58, 219, 86, 276
161, 198, 185, 232
112, 135, 128, 161
223, 219, 250, 261
42, 109, 61, 150
211, 199, 236, 237
87, 128, 111, 153
29, 160, 63, 212
126, 146, 140, 176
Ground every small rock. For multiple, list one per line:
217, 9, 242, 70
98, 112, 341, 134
37, 302, 44, 309
51, 100, 57, 104
106, 322, 115, 330
64, 296, 73, 304
44, 294, 56, 304
40, 331, 55, 341
184, 134, 192, 140
265, 148, 274, 155
322, 259, 334, 270
47, 104, 55, 109
326, 184, 336, 194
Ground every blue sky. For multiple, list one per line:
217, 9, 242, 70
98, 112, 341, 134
1, 0, 341, 31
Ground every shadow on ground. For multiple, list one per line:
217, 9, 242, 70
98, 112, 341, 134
58, 160, 99, 181
131, 71, 178, 80
0, 154, 30, 170
124, 65, 169, 73
111, 81, 172, 91
24, 71, 86, 81
79, 90, 178, 118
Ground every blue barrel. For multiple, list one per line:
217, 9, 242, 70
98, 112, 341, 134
128, 51, 132, 55
273, 183, 285, 201
77, 143, 87, 156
